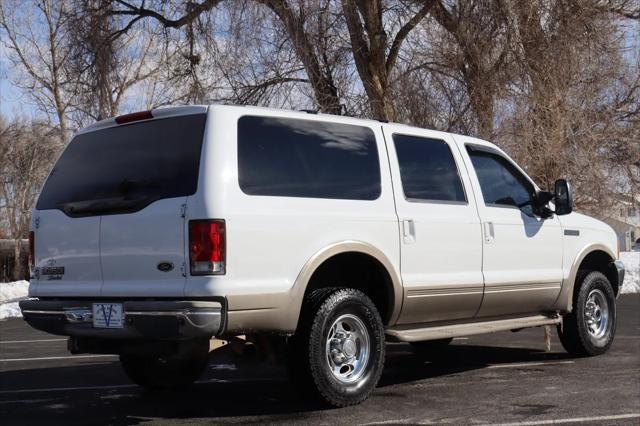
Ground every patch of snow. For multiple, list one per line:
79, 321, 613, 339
0, 280, 30, 303
0, 301, 22, 319
620, 251, 640, 294
0, 280, 30, 319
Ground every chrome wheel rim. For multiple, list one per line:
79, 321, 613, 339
584, 289, 609, 339
325, 314, 370, 383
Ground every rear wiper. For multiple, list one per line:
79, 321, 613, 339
58, 197, 151, 216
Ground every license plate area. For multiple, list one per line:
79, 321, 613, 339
92, 303, 124, 328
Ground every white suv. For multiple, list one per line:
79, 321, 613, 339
21, 105, 625, 406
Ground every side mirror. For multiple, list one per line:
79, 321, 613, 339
554, 179, 573, 215
532, 190, 554, 218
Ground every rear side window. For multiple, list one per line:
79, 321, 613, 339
238, 116, 380, 200
37, 114, 207, 211
393, 134, 466, 202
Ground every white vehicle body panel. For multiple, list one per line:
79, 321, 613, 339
184, 106, 399, 323
99, 197, 187, 297
454, 136, 564, 317
32, 211, 102, 297
30, 107, 207, 299
27, 104, 621, 336
382, 124, 484, 324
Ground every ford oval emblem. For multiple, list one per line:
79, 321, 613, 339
157, 262, 174, 272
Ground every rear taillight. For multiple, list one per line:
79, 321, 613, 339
28, 231, 35, 269
189, 220, 225, 275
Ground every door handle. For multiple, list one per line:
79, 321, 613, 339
483, 221, 494, 244
402, 219, 415, 244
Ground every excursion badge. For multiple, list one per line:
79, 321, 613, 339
41, 259, 65, 280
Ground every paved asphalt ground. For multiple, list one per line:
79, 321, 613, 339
1, 295, 638, 425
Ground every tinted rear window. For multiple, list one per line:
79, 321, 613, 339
37, 114, 206, 210
238, 116, 380, 200
393, 134, 466, 202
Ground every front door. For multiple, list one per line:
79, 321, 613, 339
384, 126, 484, 324
462, 144, 563, 317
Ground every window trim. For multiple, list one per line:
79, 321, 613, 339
392, 132, 468, 205
465, 143, 537, 211
236, 114, 382, 201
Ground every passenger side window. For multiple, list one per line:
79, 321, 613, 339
393, 134, 466, 203
466, 147, 534, 213
238, 116, 380, 200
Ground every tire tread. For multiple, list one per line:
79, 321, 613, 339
557, 271, 616, 357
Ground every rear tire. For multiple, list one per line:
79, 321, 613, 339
120, 339, 210, 390
557, 271, 616, 357
288, 288, 385, 407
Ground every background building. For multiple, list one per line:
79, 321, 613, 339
600, 194, 640, 252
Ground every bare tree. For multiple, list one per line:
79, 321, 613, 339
196, 2, 313, 107
423, 0, 510, 138
254, 0, 343, 113
0, 0, 76, 142
110, 0, 344, 112
496, 0, 639, 211
0, 116, 62, 279
66, 0, 169, 123
340, 0, 434, 120
1, 0, 638, 226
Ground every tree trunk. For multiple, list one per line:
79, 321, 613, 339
341, 0, 396, 121
12, 238, 24, 281
467, 77, 494, 139
259, 0, 342, 114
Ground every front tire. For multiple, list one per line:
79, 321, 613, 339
289, 288, 385, 407
557, 271, 616, 357
120, 339, 210, 390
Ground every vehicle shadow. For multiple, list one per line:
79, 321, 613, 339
380, 342, 571, 387
0, 342, 573, 425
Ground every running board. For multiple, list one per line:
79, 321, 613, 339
386, 315, 562, 342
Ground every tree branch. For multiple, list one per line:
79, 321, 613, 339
386, 0, 435, 73
110, 0, 222, 28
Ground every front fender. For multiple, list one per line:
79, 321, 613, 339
552, 243, 616, 312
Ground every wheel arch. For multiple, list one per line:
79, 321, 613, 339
289, 241, 403, 329
553, 243, 618, 312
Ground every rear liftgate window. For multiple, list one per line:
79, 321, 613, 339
237, 116, 381, 200
37, 114, 207, 216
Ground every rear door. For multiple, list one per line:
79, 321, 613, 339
33, 211, 102, 297
100, 198, 188, 297
97, 113, 207, 297
383, 126, 484, 324
33, 111, 207, 298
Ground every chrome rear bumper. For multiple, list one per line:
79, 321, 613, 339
20, 299, 225, 340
